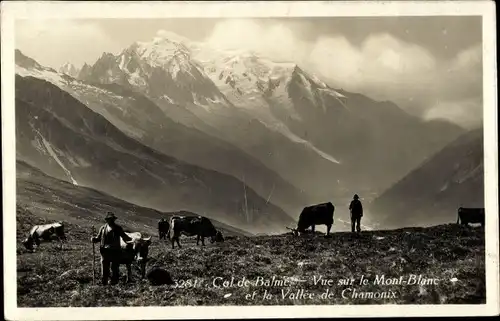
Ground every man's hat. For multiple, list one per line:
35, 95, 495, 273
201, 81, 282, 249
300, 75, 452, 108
105, 212, 117, 221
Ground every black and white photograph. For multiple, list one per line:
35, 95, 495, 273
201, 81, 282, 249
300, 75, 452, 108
2, 1, 498, 319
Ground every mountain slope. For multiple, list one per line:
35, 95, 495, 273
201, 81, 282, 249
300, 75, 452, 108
192, 47, 465, 192
281, 83, 465, 190
15, 50, 308, 217
370, 128, 484, 229
15, 74, 295, 234
16, 160, 251, 237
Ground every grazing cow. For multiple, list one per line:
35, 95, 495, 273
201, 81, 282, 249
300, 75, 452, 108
287, 202, 335, 236
119, 232, 152, 282
167, 215, 222, 249
22, 222, 66, 251
457, 207, 485, 227
158, 219, 170, 240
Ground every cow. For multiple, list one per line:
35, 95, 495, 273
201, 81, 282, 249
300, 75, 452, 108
167, 215, 222, 249
22, 222, 67, 251
158, 218, 170, 240
287, 202, 335, 236
119, 232, 152, 282
457, 207, 485, 227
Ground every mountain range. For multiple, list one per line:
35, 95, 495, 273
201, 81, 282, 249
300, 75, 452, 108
16, 49, 306, 219
14, 30, 481, 233
76, 33, 464, 201
15, 72, 294, 234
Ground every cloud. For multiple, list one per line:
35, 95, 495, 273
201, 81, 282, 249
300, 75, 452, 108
15, 20, 121, 69
206, 19, 483, 129
424, 97, 483, 128
206, 19, 311, 63
420, 44, 482, 128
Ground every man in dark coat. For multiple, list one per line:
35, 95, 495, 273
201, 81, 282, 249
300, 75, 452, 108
349, 194, 363, 233
158, 218, 169, 240
91, 212, 132, 285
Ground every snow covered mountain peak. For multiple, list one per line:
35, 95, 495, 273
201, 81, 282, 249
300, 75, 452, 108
87, 30, 328, 95
194, 47, 298, 97
111, 35, 198, 80
77, 30, 347, 120
137, 43, 190, 70
189, 44, 297, 80
59, 62, 80, 78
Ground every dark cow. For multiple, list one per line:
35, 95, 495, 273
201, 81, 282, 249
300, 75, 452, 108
288, 202, 335, 236
120, 232, 152, 281
158, 219, 170, 240
22, 222, 67, 251
457, 207, 485, 227
167, 215, 222, 249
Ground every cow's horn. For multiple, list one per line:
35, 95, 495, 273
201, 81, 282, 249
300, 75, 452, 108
144, 236, 152, 241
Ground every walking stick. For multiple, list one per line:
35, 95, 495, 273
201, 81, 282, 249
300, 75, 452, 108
91, 226, 96, 286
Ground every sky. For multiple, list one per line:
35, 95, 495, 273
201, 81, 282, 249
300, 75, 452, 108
15, 17, 483, 128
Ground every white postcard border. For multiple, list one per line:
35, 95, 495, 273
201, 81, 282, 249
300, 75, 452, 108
2, 1, 498, 320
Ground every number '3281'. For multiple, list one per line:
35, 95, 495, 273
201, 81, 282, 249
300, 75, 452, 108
172, 279, 203, 289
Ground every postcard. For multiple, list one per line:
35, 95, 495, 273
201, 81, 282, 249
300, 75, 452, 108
2, 1, 498, 320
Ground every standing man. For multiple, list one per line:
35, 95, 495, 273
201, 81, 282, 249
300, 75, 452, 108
349, 194, 363, 233
158, 219, 163, 240
158, 218, 168, 240
91, 212, 132, 285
